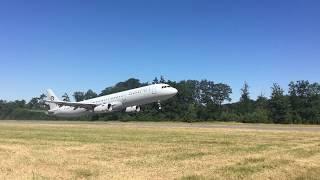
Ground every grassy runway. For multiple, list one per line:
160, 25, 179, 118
0, 121, 319, 179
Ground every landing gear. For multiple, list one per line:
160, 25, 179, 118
158, 100, 162, 110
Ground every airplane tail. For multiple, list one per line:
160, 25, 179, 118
46, 89, 60, 110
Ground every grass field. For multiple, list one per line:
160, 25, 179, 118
0, 121, 320, 179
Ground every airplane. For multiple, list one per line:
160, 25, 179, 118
44, 83, 178, 117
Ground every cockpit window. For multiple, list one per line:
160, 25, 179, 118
161, 85, 171, 88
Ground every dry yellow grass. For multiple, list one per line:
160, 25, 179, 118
0, 121, 320, 180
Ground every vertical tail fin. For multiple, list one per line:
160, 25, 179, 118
46, 89, 60, 110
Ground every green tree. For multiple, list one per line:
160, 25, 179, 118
28, 94, 47, 110
159, 75, 166, 83
240, 81, 250, 102
152, 77, 159, 84
14, 100, 26, 108
212, 83, 232, 106
84, 89, 98, 100
256, 94, 268, 110
62, 93, 70, 102
238, 81, 253, 114
73, 92, 85, 102
269, 83, 289, 123
100, 78, 143, 96
289, 81, 320, 123
195, 80, 232, 119
28, 98, 39, 109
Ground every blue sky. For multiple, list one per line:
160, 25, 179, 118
0, 0, 319, 102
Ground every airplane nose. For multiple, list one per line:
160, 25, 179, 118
172, 88, 178, 95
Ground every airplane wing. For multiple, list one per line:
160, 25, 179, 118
44, 100, 97, 110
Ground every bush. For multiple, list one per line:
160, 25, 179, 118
219, 112, 241, 122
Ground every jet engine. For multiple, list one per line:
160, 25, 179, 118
94, 104, 112, 113
125, 106, 141, 113
94, 101, 123, 113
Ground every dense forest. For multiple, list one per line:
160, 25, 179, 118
1, 77, 320, 124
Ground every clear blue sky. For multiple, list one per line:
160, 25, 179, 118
0, 0, 319, 102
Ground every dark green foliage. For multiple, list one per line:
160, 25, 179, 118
0, 78, 320, 124
238, 82, 254, 114
84, 89, 98, 100
73, 92, 85, 102
240, 81, 250, 102
100, 78, 144, 96
152, 77, 159, 84
269, 84, 290, 123
288, 81, 320, 124
62, 93, 70, 102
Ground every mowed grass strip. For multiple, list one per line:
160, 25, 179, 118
0, 122, 319, 179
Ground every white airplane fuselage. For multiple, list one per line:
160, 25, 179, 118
47, 84, 178, 117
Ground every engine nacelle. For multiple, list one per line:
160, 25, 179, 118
125, 106, 141, 113
94, 102, 123, 113
94, 104, 112, 113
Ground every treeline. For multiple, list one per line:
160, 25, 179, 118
0, 77, 319, 124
